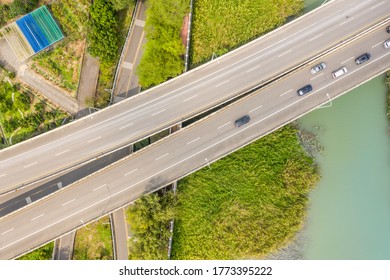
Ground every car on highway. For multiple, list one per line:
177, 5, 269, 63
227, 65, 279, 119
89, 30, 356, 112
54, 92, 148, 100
234, 115, 250, 127
332, 66, 348, 78
355, 53, 371, 65
310, 62, 327, 74
384, 39, 390, 49
387, 26, 390, 33
297, 84, 313, 96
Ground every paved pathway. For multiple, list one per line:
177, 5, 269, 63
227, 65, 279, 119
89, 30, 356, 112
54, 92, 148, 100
0, 38, 79, 114
111, 208, 129, 260
77, 53, 100, 110
113, 0, 147, 102
52, 231, 76, 260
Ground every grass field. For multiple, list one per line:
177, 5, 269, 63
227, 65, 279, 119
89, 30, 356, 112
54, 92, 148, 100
18, 242, 54, 260
171, 125, 319, 259
73, 216, 113, 260
190, 0, 304, 66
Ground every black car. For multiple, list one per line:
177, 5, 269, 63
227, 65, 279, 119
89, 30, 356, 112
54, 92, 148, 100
355, 53, 371, 65
297, 84, 313, 96
234, 115, 250, 127
386, 26, 390, 33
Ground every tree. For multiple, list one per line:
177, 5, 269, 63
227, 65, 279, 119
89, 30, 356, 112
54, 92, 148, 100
88, 0, 119, 63
108, 0, 135, 11
128, 191, 175, 260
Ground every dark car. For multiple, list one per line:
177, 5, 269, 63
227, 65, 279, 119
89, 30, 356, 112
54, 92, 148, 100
234, 115, 250, 127
386, 26, 390, 33
297, 84, 313, 96
310, 62, 327, 74
355, 53, 371, 65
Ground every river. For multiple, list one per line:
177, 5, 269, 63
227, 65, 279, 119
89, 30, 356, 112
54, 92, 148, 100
300, 0, 390, 259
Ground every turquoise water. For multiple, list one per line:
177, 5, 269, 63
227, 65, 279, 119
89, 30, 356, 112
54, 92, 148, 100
300, 75, 390, 259
300, 0, 390, 259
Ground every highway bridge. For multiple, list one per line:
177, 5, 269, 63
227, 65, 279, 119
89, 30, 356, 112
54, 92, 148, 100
0, 0, 390, 259
0, 0, 389, 193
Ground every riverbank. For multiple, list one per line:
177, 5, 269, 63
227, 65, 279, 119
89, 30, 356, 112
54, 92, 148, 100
386, 71, 390, 122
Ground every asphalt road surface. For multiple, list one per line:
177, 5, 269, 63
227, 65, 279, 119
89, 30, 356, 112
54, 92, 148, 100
1, 24, 390, 259
1, 0, 389, 193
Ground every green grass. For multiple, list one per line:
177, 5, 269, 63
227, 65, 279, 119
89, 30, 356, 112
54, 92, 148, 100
171, 125, 319, 259
0, 75, 69, 149
190, 0, 304, 66
73, 216, 113, 260
17, 242, 54, 260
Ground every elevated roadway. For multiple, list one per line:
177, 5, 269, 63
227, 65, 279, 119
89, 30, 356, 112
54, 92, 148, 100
1, 24, 390, 259
0, 0, 389, 193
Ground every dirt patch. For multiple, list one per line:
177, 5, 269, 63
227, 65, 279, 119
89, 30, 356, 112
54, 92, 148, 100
0, 0, 14, 4
180, 14, 189, 47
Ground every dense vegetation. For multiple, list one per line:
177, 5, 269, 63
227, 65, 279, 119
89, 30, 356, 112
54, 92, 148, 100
73, 216, 113, 260
190, 0, 304, 65
171, 126, 318, 259
0, 67, 69, 148
126, 191, 175, 260
18, 242, 54, 260
0, 0, 39, 27
136, 0, 188, 88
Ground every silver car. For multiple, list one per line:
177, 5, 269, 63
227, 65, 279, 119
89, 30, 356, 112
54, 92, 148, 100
384, 39, 390, 49
310, 62, 327, 74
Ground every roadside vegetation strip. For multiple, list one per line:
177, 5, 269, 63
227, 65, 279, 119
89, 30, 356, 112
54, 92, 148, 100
190, 0, 304, 66
386, 71, 390, 122
171, 125, 319, 259
126, 191, 175, 260
73, 216, 113, 260
17, 242, 54, 260
136, 0, 189, 88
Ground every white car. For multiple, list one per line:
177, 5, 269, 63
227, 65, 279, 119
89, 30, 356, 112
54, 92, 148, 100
384, 39, 390, 49
310, 62, 326, 74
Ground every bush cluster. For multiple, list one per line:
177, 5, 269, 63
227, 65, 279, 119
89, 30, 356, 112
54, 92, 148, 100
136, 0, 188, 88
0, 0, 38, 27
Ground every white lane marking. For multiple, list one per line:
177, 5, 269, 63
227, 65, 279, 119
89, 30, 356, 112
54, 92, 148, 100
62, 199, 76, 207
87, 136, 101, 143
151, 109, 166, 116
1, 228, 14, 236
187, 137, 200, 145
55, 150, 69, 156
280, 89, 292, 97
341, 56, 354, 64
372, 41, 383, 48
309, 33, 324, 42
249, 104, 263, 113
31, 214, 44, 221
25, 197, 32, 204
370, 1, 384, 10
0, 174, 6, 178
246, 64, 261, 73
155, 153, 169, 161
215, 79, 230, 88
92, 184, 107, 192
23, 162, 38, 168
310, 73, 324, 81
217, 122, 230, 130
124, 169, 138, 176
183, 95, 197, 102
339, 17, 353, 26
278, 50, 291, 58
119, 123, 133, 130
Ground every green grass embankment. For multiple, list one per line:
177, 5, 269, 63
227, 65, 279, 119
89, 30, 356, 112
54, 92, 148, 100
171, 126, 319, 259
190, 0, 303, 66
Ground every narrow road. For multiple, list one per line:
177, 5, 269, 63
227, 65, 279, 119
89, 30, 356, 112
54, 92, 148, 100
111, 209, 129, 260
113, 0, 147, 101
